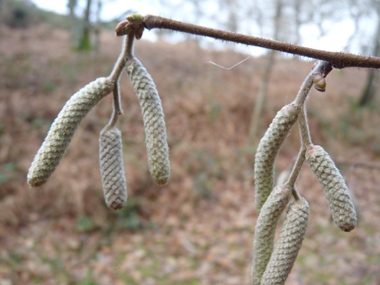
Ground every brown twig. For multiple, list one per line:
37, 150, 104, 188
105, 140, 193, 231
298, 106, 312, 148
109, 32, 135, 82
106, 82, 122, 130
141, 15, 380, 69
294, 61, 330, 106
286, 147, 307, 190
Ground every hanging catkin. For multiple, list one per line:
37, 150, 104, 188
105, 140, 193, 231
254, 103, 299, 214
126, 58, 170, 185
27, 77, 114, 187
261, 198, 309, 285
251, 185, 292, 285
99, 126, 127, 210
306, 145, 357, 232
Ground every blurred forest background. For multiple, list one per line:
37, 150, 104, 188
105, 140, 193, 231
1, 0, 380, 284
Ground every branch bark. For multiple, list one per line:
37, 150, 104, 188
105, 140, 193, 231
142, 14, 380, 69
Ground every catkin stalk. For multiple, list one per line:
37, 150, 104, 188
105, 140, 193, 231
99, 126, 127, 210
261, 198, 309, 285
306, 145, 357, 232
27, 77, 114, 187
254, 103, 299, 214
126, 57, 170, 185
252, 185, 292, 285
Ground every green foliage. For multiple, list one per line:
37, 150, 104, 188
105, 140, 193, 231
76, 33, 92, 52
0, 162, 17, 184
43, 80, 57, 92
75, 215, 95, 232
78, 282, 99, 285
115, 199, 144, 230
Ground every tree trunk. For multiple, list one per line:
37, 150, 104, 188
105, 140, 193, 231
358, 4, 380, 106
93, 0, 102, 53
67, 0, 80, 49
294, 0, 301, 44
77, 0, 93, 51
249, 0, 282, 143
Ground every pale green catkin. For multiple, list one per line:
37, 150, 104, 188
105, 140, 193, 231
27, 77, 114, 187
254, 103, 299, 214
306, 145, 357, 232
251, 185, 292, 285
261, 198, 309, 285
99, 126, 127, 210
126, 58, 170, 185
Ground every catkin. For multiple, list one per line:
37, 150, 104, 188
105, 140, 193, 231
254, 103, 299, 214
252, 185, 292, 285
99, 126, 127, 210
261, 198, 309, 285
126, 57, 170, 185
27, 77, 114, 187
306, 145, 357, 232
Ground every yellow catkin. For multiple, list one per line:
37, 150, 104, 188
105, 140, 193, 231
251, 185, 292, 285
99, 126, 127, 210
306, 145, 357, 232
27, 77, 114, 187
254, 103, 299, 214
126, 57, 170, 185
261, 198, 309, 285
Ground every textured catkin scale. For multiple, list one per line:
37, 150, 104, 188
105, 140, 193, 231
251, 185, 292, 285
261, 198, 309, 285
126, 58, 170, 185
27, 77, 114, 188
306, 145, 357, 232
99, 126, 127, 210
254, 103, 299, 214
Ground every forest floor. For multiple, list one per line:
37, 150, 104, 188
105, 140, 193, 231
1, 24, 380, 285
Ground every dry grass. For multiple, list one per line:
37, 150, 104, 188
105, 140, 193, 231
1, 24, 380, 285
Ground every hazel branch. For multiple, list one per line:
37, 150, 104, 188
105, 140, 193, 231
109, 32, 135, 82
293, 61, 330, 106
286, 146, 307, 200
135, 15, 380, 69
106, 82, 122, 129
299, 106, 312, 148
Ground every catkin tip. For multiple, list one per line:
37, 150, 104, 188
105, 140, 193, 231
306, 145, 323, 156
156, 176, 170, 186
27, 177, 45, 188
283, 103, 299, 117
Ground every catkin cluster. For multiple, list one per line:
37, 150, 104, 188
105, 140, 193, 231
252, 101, 308, 285
126, 57, 170, 186
27, 77, 114, 187
27, 44, 172, 212
252, 61, 357, 284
